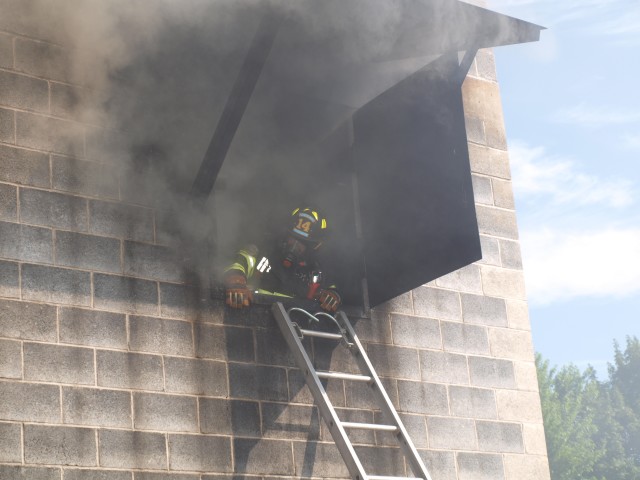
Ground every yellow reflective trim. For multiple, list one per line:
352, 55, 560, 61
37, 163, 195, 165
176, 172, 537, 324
224, 262, 246, 275
256, 288, 293, 298
321, 219, 327, 229
292, 208, 300, 216
238, 250, 256, 278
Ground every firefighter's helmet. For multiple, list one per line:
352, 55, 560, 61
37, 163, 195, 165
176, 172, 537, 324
289, 207, 328, 245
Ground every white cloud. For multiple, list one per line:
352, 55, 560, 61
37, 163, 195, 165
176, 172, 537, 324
509, 140, 635, 208
552, 103, 640, 128
622, 133, 640, 150
521, 227, 640, 305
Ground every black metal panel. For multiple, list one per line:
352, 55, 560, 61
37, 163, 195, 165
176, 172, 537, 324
353, 54, 481, 307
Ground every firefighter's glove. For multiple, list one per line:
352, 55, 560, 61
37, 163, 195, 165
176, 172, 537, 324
316, 289, 341, 313
224, 273, 252, 309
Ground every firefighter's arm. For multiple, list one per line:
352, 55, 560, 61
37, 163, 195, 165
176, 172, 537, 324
223, 246, 258, 308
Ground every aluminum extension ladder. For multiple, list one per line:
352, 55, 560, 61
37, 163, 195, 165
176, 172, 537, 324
271, 302, 433, 480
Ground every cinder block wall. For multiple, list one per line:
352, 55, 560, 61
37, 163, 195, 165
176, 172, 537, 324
0, 5, 550, 480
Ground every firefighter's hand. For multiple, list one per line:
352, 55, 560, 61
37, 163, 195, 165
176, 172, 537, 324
224, 272, 252, 309
316, 289, 341, 313
226, 287, 252, 308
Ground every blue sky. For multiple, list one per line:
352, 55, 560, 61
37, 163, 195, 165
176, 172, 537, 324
489, 0, 640, 377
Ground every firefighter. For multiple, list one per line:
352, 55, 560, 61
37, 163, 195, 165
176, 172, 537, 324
223, 207, 342, 313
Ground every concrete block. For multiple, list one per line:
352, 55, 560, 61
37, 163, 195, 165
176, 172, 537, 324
22, 264, 91, 306
499, 239, 523, 269
352, 315, 392, 344
49, 83, 99, 123
478, 235, 501, 266
14, 38, 79, 83
514, 361, 540, 392
413, 286, 461, 321
93, 273, 159, 315
0, 260, 19, 298
0, 34, 12, 68
133, 393, 198, 433
334, 408, 376, 445
292, 441, 346, 478
442, 321, 489, 355
0, 221, 53, 263
367, 343, 421, 380
199, 398, 261, 437
345, 376, 397, 410
24, 342, 94, 385
84, 128, 128, 165
89, 200, 154, 243
62, 387, 131, 428
169, 435, 232, 473
354, 446, 405, 477
289, 369, 345, 407
0, 381, 60, 422
164, 357, 228, 397
492, 178, 515, 209
420, 350, 469, 384
20, 188, 88, 231
0, 466, 60, 480
468, 142, 511, 180
129, 315, 193, 356
0, 70, 49, 112
99, 430, 167, 469
449, 386, 497, 419
469, 356, 516, 389
0, 182, 17, 221
475, 49, 498, 82
390, 314, 441, 349
0, 421, 21, 462
262, 402, 319, 441
461, 293, 507, 326
435, 264, 483, 294
523, 423, 548, 455
397, 380, 448, 415
472, 174, 493, 205
496, 390, 543, 423
59, 307, 127, 349
124, 241, 186, 283
456, 452, 505, 480
255, 326, 296, 367
159, 282, 224, 323
477, 421, 524, 453
0, 339, 21, 378
427, 417, 477, 450
503, 454, 550, 480
481, 266, 526, 300
0, 108, 13, 143
465, 115, 485, 145
419, 450, 457, 480
194, 324, 254, 363
476, 205, 518, 240
25, 425, 96, 466
64, 470, 132, 480
52, 156, 119, 199
16, 112, 84, 157
312, 336, 360, 375
489, 328, 534, 361
228, 364, 288, 402
0, 144, 50, 187
506, 299, 530, 330
96, 351, 163, 391
375, 411, 425, 447
370, 291, 413, 314
134, 474, 198, 480
55, 231, 121, 273
0, 299, 56, 341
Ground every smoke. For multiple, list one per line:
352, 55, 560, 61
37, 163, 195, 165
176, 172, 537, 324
13, 0, 533, 287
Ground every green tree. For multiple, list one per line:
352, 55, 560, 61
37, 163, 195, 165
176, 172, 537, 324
536, 354, 602, 480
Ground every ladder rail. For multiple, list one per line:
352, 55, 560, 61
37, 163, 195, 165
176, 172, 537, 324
336, 311, 434, 480
271, 302, 369, 480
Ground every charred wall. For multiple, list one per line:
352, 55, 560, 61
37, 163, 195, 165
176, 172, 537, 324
0, 1, 549, 479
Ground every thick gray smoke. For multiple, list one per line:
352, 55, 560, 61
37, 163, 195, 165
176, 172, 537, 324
15, 0, 525, 285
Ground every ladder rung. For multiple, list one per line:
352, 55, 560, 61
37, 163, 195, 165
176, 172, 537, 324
368, 477, 421, 480
317, 371, 372, 382
341, 422, 398, 432
298, 328, 343, 340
